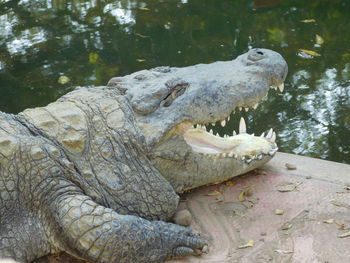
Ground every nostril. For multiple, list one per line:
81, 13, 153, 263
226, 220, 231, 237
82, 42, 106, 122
257, 51, 264, 55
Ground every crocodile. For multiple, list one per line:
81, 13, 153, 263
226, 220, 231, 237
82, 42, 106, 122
0, 48, 287, 263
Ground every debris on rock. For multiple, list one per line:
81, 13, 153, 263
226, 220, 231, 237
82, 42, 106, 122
206, 190, 221, 196
57, 75, 70, 84
275, 209, 284, 215
338, 231, 350, 238
323, 218, 334, 224
173, 209, 192, 227
276, 250, 292, 254
276, 181, 301, 192
238, 239, 254, 249
330, 199, 349, 208
238, 185, 255, 202
285, 163, 297, 170
280, 222, 293, 230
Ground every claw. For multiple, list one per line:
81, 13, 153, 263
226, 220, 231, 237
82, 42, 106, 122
174, 247, 195, 257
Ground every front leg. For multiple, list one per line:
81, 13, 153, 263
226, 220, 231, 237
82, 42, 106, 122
51, 191, 206, 263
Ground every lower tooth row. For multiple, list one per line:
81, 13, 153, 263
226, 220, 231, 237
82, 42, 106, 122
200, 147, 278, 162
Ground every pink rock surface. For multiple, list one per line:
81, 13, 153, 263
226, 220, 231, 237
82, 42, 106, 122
169, 152, 350, 263
33, 153, 350, 263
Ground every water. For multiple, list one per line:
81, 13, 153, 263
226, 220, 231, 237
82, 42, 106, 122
0, 0, 349, 163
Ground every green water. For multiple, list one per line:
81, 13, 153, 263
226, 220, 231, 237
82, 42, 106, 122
0, 0, 349, 163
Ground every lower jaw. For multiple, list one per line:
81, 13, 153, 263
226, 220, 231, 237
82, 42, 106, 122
153, 151, 275, 193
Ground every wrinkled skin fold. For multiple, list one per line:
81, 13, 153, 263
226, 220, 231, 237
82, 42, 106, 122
0, 48, 287, 263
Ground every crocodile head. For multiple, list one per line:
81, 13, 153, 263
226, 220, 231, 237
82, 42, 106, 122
108, 48, 288, 192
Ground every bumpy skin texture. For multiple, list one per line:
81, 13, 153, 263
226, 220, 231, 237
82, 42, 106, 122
0, 49, 287, 263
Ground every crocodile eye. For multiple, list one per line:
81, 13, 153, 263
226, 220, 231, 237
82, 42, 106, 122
161, 84, 187, 107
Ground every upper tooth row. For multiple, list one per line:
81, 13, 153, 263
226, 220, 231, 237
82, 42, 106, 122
216, 83, 285, 126
212, 104, 259, 128
195, 117, 276, 143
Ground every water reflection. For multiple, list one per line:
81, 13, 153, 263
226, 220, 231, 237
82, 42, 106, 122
0, 0, 349, 163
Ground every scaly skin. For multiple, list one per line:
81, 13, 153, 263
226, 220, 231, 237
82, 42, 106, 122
0, 48, 287, 262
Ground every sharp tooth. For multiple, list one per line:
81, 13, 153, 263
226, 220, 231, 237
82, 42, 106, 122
246, 158, 252, 164
260, 132, 265, 138
278, 83, 284, 93
209, 129, 213, 134
212, 122, 216, 126
268, 148, 278, 156
253, 103, 258, 110
273, 86, 278, 91
228, 152, 234, 157
222, 153, 227, 158
221, 120, 226, 127
233, 130, 237, 136
271, 131, 276, 142
239, 107, 242, 111
251, 133, 255, 136
257, 154, 262, 160
239, 117, 247, 134
215, 132, 219, 136
266, 128, 273, 139
227, 116, 230, 122
245, 107, 249, 112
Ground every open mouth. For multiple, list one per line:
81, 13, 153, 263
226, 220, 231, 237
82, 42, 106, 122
181, 84, 284, 164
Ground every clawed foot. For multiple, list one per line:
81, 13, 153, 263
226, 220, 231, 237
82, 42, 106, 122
154, 221, 207, 259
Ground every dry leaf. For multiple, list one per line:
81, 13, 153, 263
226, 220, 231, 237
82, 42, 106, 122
285, 163, 296, 170
298, 49, 321, 57
301, 19, 316, 23
57, 76, 70, 85
281, 222, 293, 230
238, 190, 246, 202
338, 231, 350, 238
215, 194, 225, 202
275, 209, 284, 215
259, 170, 268, 175
206, 190, 221, 196
225, 181, 236, 186
238, 239, 254, 249
139, 7, 150, 11
323, 218, 334, 224
274, 249, 293, 254
136, 59, 146, 62
246, 196, 259, 204
135, 33, 149, 38
238, 185, 255, 202
277, 182, 299, 192
235, 211, 245, 217
330, 199, 348, 208
335, 220, 345, 228
315, 34, 324, 45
